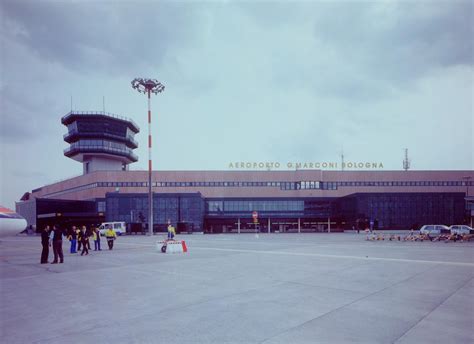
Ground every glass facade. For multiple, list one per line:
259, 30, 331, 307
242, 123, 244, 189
106, 193, 204, 231
97, 201, 106, 213
304, 199, 333, 217
207, 200, 305, 212
103, 193, 465, 230
76, 119, 128, 137
336, 193, 465, 229
205, 199, 332, 218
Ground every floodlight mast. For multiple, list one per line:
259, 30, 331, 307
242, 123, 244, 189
131, 78, 165, 236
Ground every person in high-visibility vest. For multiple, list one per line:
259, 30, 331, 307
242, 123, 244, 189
105, 227, 117, 250
93, 227, 101, 251
167, 224, 176, 240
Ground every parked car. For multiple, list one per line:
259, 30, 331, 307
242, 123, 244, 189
449, 225, 473, 235
419, 225, 450, 235
98, 222, 126, 236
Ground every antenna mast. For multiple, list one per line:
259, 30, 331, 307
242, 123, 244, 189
403, 148, 411, 171
341, 150, 345, 171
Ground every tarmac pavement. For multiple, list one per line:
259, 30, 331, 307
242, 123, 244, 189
0, 233, 473, 344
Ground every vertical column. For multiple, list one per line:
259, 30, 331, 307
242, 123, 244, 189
148, 90, 153, 236
238, 218, 241, 234
298, 218, 301, 233
267, 218, 271, 234
328, 217, 331, 233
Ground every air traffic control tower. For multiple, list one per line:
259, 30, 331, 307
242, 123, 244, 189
62, 111, 140, 174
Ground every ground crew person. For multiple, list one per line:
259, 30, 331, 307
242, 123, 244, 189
40, 225, 51, 264
50, 225, 65, 264
78, 226, 89, 256
105, 227, 117, 250
93, 227, 101, 251
76, 227, 82, 252
167, 224, 176, 240
68, 226, 77, 254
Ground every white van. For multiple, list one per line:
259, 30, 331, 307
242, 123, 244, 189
99, 222, 126, 236
419, 225, 449, 235
449, 225, 473, 235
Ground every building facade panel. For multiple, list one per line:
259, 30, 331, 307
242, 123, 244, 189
29, 170, 474, 200
20, 170, 474, 231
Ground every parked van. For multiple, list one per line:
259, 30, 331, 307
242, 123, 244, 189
419, 225, 449, 235
99, 222, 126, 236
449, 225, 473, 235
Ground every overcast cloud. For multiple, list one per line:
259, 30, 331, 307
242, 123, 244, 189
0, 0, 473, 208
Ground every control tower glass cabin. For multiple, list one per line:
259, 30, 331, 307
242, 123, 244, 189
62, 111, 140, 174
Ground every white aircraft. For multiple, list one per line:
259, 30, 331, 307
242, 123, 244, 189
0, 206, 27, 237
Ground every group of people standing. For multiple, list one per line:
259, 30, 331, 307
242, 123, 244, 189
40, 224, 117, 264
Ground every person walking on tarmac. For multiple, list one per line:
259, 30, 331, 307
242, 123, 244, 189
78, 226, 89, 256
167, 223, 176, 240
40, 225, 51, 264
85, 226, 92, 250
93, 227, 101, 251
50, 225, 65, 264
105, 226, 117, 250
68, 226, 77, 254
76, 226, 82, 252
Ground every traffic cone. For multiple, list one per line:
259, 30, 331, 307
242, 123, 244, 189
181, 240, 187, 253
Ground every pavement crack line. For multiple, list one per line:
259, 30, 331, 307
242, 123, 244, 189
392, 276, 474, 344
258, 264, 441, 344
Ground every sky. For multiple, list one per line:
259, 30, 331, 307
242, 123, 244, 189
0, 0, 473, 209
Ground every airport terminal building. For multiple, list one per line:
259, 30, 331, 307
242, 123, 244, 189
16, 111, 474, 233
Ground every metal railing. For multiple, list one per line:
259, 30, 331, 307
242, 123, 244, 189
61, 111, 140, 131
